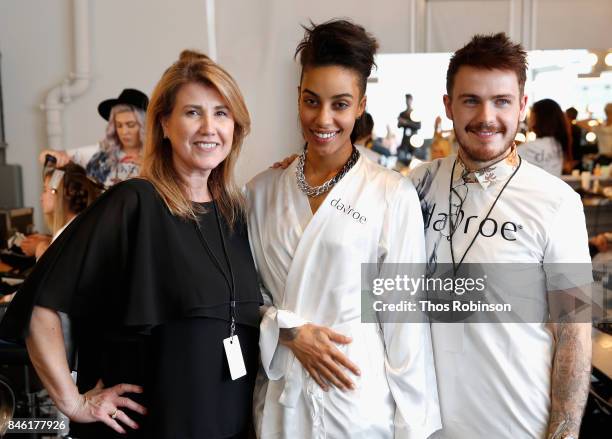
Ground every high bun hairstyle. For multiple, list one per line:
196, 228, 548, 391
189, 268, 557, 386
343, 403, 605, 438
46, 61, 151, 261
295, 19, 378, 143
295, 19, 378, 96
140, 49, 251, 228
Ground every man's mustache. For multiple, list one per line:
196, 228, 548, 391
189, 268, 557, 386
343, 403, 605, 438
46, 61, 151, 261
465, 122, 506, 133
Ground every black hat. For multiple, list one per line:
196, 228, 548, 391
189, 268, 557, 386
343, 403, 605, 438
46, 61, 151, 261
97, 88, 149, 121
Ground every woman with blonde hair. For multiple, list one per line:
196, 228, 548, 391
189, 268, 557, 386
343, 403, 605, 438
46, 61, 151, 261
0, 50, 261, 438
40, 88, 149, 188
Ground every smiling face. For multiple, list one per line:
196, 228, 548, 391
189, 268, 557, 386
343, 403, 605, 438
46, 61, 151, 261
444, 66, 527, 165
162, 82, 235, 182
298, 65, 366, 159
114, 111, 141, 150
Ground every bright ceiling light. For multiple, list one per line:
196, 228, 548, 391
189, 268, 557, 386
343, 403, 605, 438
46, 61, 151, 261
410, 135, 424, 148
587, 52, 599, 66
586, 132, 597, 143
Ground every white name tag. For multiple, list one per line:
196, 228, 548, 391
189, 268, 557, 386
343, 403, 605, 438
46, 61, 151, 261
223, 335, 247, 380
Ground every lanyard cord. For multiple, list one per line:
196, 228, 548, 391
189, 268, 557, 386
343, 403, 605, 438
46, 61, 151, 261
449, 156, 522, 275
194, 202, 237, 337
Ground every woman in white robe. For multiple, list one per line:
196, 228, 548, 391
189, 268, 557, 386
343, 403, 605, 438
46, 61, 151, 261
519, 98, 572, 176
246, 19, 440, 439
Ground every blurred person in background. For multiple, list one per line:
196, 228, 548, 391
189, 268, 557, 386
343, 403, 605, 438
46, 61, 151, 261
430, 116, 452, 160
354, 112, 382, 163
22, 90, 148, 258
519, 98, 572, 176
592, 102, 612, 161
397, 93, 421, 164
39, 88, 148, 188
565, 107, 588, 170
35, 163, 103, 259
576, 102, 612, 163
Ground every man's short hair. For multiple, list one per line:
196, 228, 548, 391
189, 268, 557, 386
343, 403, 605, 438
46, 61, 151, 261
446, 33, 528, 97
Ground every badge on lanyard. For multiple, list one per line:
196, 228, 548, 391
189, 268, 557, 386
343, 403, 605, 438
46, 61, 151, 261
223, 335, 247, 380
194, 203, 246, 381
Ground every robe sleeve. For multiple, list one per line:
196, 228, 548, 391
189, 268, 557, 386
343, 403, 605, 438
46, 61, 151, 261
245, 179, 309, 381
254, 261, 309, 381
259, 305, 309, 382
378, 177, 442, 439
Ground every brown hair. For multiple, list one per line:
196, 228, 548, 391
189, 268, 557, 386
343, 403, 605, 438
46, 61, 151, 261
446, 33, 528, 97
140, 50, 251, 227
44, 163, 103, 235
531, 98, 572, 162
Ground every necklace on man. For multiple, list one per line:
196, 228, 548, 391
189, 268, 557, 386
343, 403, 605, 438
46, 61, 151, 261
296, 145, 360, 198
448, 155, 522, 275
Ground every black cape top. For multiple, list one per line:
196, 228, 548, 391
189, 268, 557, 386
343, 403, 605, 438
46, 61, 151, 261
0, 178, 262, 343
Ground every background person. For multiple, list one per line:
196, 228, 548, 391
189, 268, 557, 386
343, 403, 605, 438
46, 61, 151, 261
39, 88, 148, 188
576, 102, 612, 163
354, 111, 382, 163
519, 98, 572, 176
430, 116, 453, 160
593, 103, 612, 158
565, 106, 589, 170
397, 93, 422, 164
35, 163, 103, 259
0, 50, 261, 438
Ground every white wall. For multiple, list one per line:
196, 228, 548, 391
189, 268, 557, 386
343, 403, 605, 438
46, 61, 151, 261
0, 0, 210, 229
216, 0, 422, 187
422, 0, 612, 52
0, 0, 70, 229
0, 0, 610, 230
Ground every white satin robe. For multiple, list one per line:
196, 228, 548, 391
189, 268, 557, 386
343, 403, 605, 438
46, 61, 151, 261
246, 156, 441, 439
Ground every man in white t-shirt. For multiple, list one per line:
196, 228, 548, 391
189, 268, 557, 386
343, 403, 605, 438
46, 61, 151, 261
409, 33, 592, 439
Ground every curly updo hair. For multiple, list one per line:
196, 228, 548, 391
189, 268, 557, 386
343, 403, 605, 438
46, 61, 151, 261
44, 162, 103, 234
295, 19, 378, 143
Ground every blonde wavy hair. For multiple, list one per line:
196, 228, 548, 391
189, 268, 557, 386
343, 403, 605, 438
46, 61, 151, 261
101, 104, 146, 158
140, 50, 251, 228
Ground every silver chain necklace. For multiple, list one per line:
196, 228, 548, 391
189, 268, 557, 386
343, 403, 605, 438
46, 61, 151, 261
296, 146, 360, 198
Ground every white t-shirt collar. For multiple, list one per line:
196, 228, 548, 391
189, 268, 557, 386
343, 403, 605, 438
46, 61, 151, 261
453, 144, 520, 190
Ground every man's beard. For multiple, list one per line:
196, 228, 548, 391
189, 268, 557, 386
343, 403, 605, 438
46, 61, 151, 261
455, 121, 518, 165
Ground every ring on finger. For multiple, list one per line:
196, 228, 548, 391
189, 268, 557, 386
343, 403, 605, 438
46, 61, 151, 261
110, 408, 118, 419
